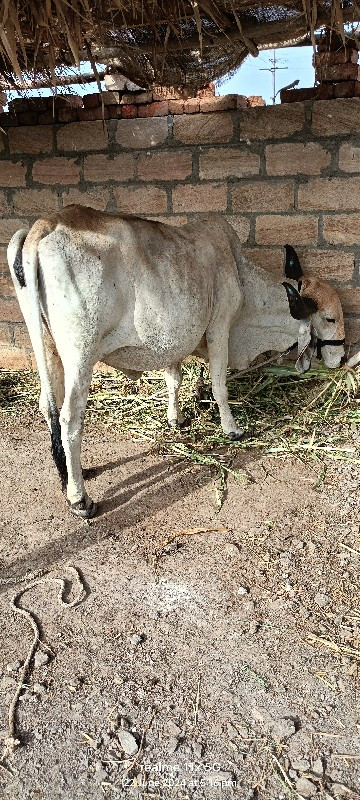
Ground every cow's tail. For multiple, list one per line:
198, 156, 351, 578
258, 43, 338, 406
7, 221, 68, 489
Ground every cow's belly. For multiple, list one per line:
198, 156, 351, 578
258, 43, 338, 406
102, 344, 195, 372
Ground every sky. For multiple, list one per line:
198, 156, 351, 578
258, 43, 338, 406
216, 45, 315, 104
5, 46, 315, 106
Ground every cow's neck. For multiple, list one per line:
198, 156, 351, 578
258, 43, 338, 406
228, 258, 299, 371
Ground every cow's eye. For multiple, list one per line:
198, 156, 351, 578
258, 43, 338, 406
325, 317, 335, 323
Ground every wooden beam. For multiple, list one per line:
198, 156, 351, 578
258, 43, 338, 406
0, 70, 105, 91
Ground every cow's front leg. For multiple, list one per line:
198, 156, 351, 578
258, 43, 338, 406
60, 369, 96, 518
164, 363, 184, 428
206, 326, 244, 440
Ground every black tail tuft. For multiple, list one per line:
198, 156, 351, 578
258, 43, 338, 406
13, 243, 26, 288
50, 408, 67, 491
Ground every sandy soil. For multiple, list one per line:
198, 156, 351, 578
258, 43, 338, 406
0, 412, 359, 800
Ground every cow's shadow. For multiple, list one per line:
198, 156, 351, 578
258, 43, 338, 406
0, 453, 208, 595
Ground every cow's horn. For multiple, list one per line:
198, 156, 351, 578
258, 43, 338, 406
284, 244, 303, 281
282, 282, 318, 320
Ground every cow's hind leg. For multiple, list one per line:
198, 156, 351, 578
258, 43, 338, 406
164, 363, 184, 428
39, 334, 65, 425
60, 365, 96, 518
206, 323, 244, 440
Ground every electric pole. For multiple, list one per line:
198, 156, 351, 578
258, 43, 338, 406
260, 49, 288, 104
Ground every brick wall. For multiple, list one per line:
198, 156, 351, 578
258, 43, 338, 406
0, 93, 360, 369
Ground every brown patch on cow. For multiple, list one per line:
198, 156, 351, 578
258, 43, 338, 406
301, 276, 345, 335
53, 205, 111, 234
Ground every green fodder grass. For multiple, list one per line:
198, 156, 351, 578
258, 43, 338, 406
1, 362, 359, 503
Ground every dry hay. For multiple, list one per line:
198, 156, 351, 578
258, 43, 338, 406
1, 1, 360, 91
0, 360, 359, 506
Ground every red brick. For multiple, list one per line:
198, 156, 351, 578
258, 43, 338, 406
58, 108, 79, 123
265, 142, 331, 176
121, 91, 153, 105
18, 111, 38, 126
48, 96, 82, 109
316, 63, 360, 82
84, 153, 135, 182
280, 85, 334, 104
116, 118, 168, 148
121, 105, 138, 118
102, 91, 121, 106
173, 112, 234, 144
9, 98, 31, 113
298, 177, 360, 210
240, 103, 305, 141
197, 84, 215, 98
0, 247, 8, 269
0, 191, 11, 213
107, 106, 121, 119
62, 187, 110, 211
199, 147, 260, 179
295, 249, 355, 282
83, 93, 101, 108
0, 113, 18, 128
339, 142, 360, 172
0, 298, 23, 322
0, 218, 28, 244
169, 100, 184, 115
57, 121, 108, 151
0, 322, 11, 346
237, 96, 248, 109
137, 101, 169, 117
345, 317, 360, 346
0, 347, 31, 369
255, 215, 318, 245
77, 107, 109, 121
245, 246, 355, 283
323, 214, 360, 244
0, 161, 26, 187
244, 247, 283, 275
199, 95, 237, 112
232, 181, 294, 213
113, 185, 168, 214
338, 287, 360, 314
38, 111, 58, 124
9, 125, 53, 155
314, 49, 359, 66
226, 216, 251, 243
172, 183, 227, 212
137, 151, 192, 181
334, 81, 358, 98
153, 87, 184, 101
0, 275, 15, 296
32, 157, 80, 185
183, 98, 200, 114
13, 324, 32, 348
312, 98, 360, 136
13, 189, 59, 215
247, 96, 266, 107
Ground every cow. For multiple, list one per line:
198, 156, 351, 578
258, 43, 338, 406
7, 206, 345, 518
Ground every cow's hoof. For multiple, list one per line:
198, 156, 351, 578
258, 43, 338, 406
168, 418, 187, 429
69, 497, 98, 519
227, 429, 245, 441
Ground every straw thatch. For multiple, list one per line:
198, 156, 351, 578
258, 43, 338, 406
1, 1, 360, 92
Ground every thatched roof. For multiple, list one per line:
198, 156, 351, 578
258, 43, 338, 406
1, 1, 359, 92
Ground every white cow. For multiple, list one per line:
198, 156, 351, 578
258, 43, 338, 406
8, 206, 345, 518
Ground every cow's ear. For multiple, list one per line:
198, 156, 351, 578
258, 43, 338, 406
282, 282, 318, 319
284, 244, 303, 281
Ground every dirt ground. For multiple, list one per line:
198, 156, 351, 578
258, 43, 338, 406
0, 410, 359, 800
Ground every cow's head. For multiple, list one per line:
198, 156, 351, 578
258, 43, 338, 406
282, 245, 345, 373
